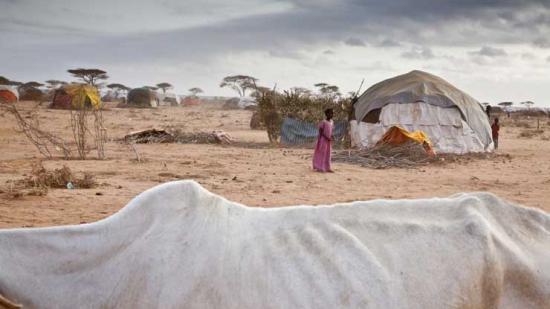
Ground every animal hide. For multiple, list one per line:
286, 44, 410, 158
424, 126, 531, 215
1, 181, 549, 308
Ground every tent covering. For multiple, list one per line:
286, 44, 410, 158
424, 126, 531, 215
376, 126, 435, 156
64, 85, 101, 109
0, 85, 18, 103
354, 70, 492, 152
127, 88, 158, 108
0, 181, 549, 308
50, 84, 101, 109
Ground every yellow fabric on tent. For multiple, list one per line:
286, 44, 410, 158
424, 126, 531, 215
377, 126, 431, 146
64, 84, 101, 109
376, 126, 436, 156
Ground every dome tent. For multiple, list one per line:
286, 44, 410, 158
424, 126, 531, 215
126, 88, 158, 108
0, 85, 18, 103
351, 70, 493, 154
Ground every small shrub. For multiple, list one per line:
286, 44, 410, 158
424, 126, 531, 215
513, 120, 531, 128
21, 161, 97, 192
518, 129, 544, 138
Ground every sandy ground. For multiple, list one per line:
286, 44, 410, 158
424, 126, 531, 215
1, 101, 549, 228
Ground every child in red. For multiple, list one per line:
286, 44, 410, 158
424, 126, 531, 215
491, 117, 500, 150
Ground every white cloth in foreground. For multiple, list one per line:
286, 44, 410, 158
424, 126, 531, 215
1, 181, 549, 308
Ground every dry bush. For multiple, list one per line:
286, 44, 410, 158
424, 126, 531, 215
256, 88, 351, 143
70, 107, 106, 160
512, 120, 531, 128
250, 111, 264, 129
1, 104, 72, 159
22, 161, 96, 189
518, 129, 544, 138
1, 99, 106, 160
2, 162, 96, 199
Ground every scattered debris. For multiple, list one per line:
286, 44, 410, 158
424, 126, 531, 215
122, 128, 234, 144
123, 128, 174, 144
334, 142, 512, 169
333, 142, 432, 169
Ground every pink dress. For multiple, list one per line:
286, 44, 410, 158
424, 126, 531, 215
312, 120, 333, 172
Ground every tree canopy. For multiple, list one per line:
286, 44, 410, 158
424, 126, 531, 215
156, 83, 173, 94
188, 87, 203, 96
314, 83, 340, 97
45, 80, 67, 89
107, 83, 130, 99
21, 81, 44, 89
220, 75, 258, 97
520, 101, 535, 107
497, 102, 513, 107
143, 86, 159, 91
67, 68, 108, 86
107, 83, 130, 91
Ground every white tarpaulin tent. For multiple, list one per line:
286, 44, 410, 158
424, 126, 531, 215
1, 181, 549, 308
351, 70, 493, 154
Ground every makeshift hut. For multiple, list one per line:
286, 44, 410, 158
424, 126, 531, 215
181, 96, 200, 106
50, 84, 101, 110
157, 92, 179, 106
351, 70, 493, 154
125, 88, 159, 108
19, 87, 44, 101
0, 85, 18, 103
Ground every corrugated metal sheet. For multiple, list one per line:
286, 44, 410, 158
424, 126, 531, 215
280, 117, 347, 146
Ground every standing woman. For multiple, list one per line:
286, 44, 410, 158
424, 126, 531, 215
313, 108, 334, 172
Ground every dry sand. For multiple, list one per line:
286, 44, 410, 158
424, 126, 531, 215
1, 101, 549, 228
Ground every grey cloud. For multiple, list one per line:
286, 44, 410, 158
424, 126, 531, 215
344, 37, 366, 47
2, 0, 550, 96
547, 55, 550, 62
323, 50, 335, 55
401, 46, 435, 60
469, 46, 508, 57
268, 49, 305, 60
533, 37, 550, 48
521, 52, 535, 60
377, 39, 401, 47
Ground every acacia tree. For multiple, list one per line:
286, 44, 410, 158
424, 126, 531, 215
45, 80, 67, 90
314, 83, 340, 97
156, 82, 172, 94
220, 75, 258, 97
188, 87, 203, 97
498, 102, 513, 107
521, 101, 535, 109
20, 81, 44, 90
290, 87, 312, 96
107, 83, 130, 99
67, 68, 108, 86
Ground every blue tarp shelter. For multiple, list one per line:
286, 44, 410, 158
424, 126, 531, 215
280, 117, 347, 146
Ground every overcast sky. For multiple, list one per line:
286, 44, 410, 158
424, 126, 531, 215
1, 0, 549, 105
